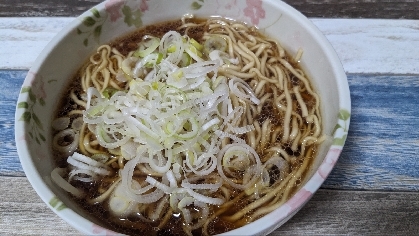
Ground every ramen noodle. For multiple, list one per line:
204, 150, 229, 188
51, 17, 323, 236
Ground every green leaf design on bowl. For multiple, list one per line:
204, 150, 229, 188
91, 8, 101, 18
77, 7, 108, 47
332, 109, 350, 146
83, 16, 97, 27
338, 109, 350, 121
191, 0, 205, 10
49, 196, 68, 211
333, 134, 347, 146
122, 5, 143, 27
19, 86, 46, 145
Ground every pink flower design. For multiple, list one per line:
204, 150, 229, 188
17, 134, 32, 147
18, 134, 27, 141
318, 148, 342, 179
24, 71, 36, 87
31, 75, 46, 100
222, 0, 237, 10
286, 188, 312, 210
270, 203, 292, 222
243, 0, 265, 25
215, 0, 241, 18
92, 224, 119, 236
25, 71, 46, 99
139, 0, 149, 12
105, 0, 125, 22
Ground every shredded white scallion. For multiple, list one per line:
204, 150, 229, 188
53, 30, 264, 224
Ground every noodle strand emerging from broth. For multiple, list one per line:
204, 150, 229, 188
51, 17, 323, 236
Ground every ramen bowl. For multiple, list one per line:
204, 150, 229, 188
15, 0, 350, 235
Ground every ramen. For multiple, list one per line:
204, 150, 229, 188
51, 17, 323, 236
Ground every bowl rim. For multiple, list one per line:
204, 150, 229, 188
15, 0, 351, 235
14, 13, 102, 234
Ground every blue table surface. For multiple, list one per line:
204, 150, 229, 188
2, 70, 419, 191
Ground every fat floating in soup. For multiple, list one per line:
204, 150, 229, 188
51, 17, 324, 236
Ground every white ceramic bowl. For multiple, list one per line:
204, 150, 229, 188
15, 0, 350, 235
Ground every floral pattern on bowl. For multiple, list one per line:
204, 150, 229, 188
17, 71, 47, 145
72, 0, 275, 48
78, 0, 150, 46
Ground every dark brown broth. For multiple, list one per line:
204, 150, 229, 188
52, 18, 318, 236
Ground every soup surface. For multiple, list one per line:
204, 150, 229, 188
51, 17, 322, 236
